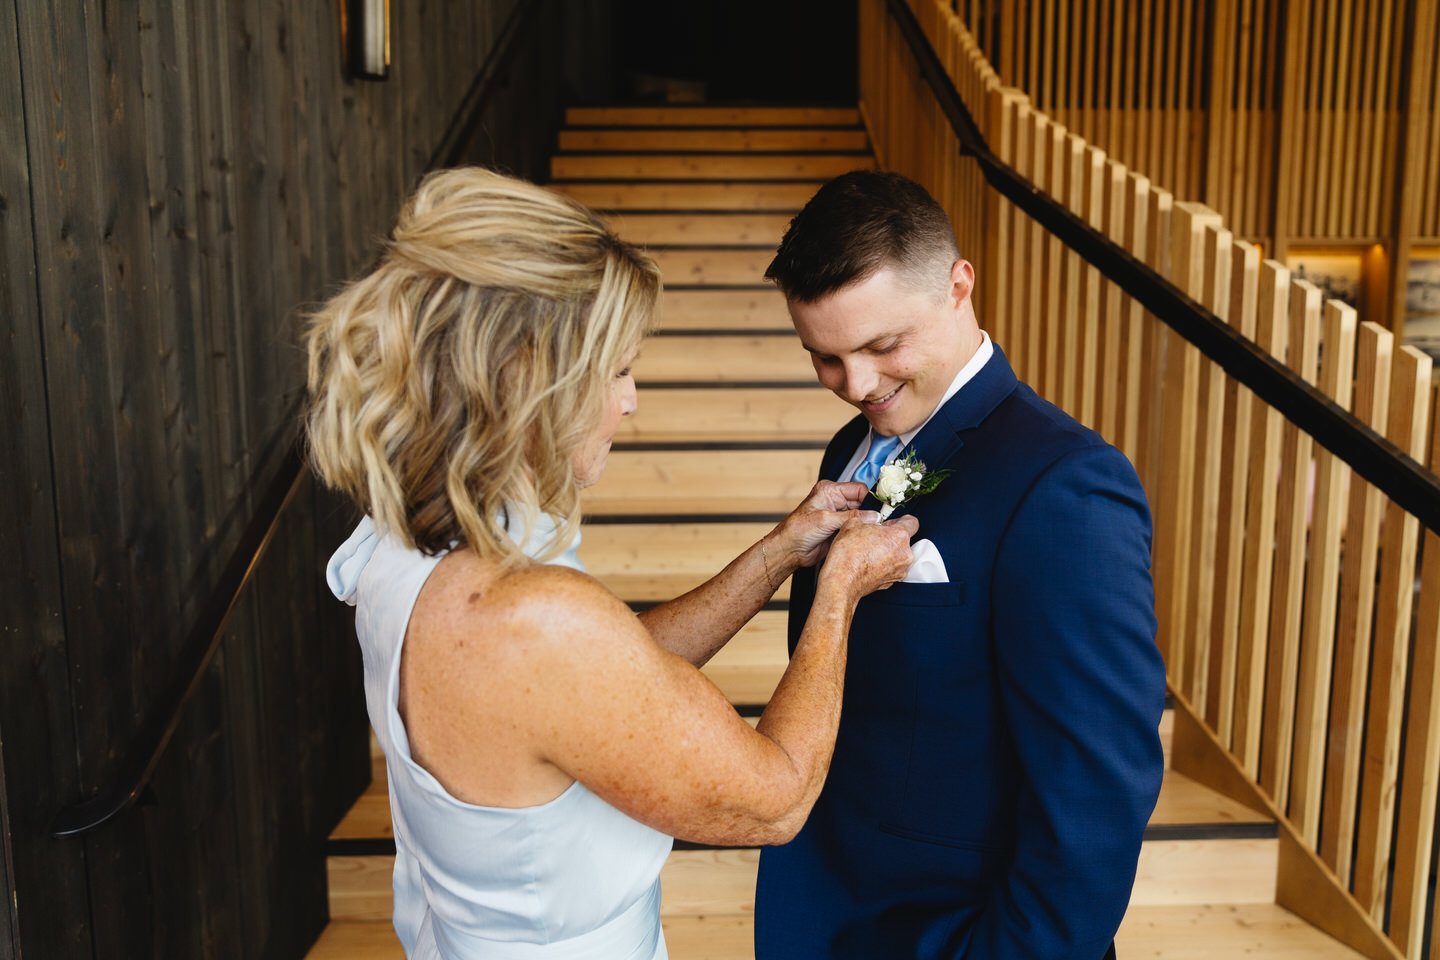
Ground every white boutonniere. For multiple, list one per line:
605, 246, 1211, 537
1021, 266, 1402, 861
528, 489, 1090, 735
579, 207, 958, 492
873, 449, 952, 520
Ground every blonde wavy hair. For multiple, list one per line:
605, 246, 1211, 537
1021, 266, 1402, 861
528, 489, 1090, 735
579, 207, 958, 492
305, 167, 660, 564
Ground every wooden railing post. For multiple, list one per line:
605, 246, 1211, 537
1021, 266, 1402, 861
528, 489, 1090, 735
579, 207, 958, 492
1322, 323, 1395, 880
1206, 241, 1260, 741
1258, 279, 1322, 809
1289, 300, 1358, 839
1389, 380, 1440, 954
1185, 221, 1232, 711
1353, 347, 1432, 922
1234, 261, 1289, 773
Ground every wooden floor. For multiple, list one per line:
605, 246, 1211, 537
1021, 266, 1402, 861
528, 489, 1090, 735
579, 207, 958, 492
306, 105, 1366, 960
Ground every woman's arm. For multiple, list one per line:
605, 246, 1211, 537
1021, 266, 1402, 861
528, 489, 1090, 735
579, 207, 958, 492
638, 480, 869, 666
404, 513, 916, 846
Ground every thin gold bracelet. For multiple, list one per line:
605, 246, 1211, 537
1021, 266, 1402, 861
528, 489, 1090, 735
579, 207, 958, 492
760, 538, 781, 592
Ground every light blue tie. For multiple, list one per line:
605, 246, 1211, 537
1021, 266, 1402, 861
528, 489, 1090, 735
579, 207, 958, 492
852, 434, 902, 488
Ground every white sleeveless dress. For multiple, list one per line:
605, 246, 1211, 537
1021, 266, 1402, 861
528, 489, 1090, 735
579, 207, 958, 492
327, 513, 673, 960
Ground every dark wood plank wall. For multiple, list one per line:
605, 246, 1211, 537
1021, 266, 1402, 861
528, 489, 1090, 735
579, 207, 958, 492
0, 0, 601, 955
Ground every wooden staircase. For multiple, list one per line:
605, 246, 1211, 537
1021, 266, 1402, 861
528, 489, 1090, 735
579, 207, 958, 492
306, 106, 1367, 960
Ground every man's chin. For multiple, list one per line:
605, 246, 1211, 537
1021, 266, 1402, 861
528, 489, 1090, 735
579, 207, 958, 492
858, 404, 923, 438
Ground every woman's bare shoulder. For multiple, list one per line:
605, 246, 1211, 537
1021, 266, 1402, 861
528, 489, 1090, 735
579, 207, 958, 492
409, 550, 642, 666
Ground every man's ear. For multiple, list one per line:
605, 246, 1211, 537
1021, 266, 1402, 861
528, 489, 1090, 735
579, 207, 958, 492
947, 259, 975, 310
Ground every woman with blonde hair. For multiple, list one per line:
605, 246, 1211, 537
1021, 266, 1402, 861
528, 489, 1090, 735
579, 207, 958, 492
308, 167, 916, 960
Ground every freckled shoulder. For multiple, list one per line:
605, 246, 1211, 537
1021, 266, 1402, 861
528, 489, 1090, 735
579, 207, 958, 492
415, 552, 643, 663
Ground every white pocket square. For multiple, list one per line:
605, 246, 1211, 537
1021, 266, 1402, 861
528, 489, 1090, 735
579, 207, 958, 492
903, 538, 950, 583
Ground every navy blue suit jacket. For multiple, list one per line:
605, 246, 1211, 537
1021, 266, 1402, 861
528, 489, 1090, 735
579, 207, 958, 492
755, 346, 1166, 959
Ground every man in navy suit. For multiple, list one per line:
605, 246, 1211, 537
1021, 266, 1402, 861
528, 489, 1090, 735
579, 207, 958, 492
754, 171, 1167, 958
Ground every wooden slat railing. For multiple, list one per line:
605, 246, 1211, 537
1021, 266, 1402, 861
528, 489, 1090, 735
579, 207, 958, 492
864, 1, 1440, 957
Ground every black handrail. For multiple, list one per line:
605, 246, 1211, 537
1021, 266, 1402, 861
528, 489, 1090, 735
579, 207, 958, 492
51, 436, 307, 837
883, 0, 1440, 534
51, 0, 544, 839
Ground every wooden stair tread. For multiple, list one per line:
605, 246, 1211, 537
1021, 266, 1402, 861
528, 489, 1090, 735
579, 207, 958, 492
560, 128, 870, 152
655, 288, 792, 330
565, 106, 861, 127
332, 718, 1246, 845
583, 448, 821, 516
1115, 903, 1367, 957
619, 387, 851, 443
634, 335, 812, 383
608, 212, 795, 248
552, 154, 871, 182
583, 522, 788, 603
311, 903, 1369, 960
307, 920, 401, 959
550, 181, 819, 212
700, 611, 788, 704
649, 248, 774, 286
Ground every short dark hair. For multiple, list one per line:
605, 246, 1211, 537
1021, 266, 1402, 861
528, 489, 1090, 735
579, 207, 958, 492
765, 170, 961, 303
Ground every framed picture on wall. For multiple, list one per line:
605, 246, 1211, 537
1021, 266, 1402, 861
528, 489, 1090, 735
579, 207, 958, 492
1404, 253, 1440, 364
1284, 251, 1363, 309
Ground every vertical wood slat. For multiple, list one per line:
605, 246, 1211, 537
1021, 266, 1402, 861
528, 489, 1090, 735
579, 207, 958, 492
1353, 0, 1385, 238
1025, 111, 1052, 394
1287, 299, 1358, 842
1390, 380, 1440, 956
1234, 261, 1291, 769
1257, 279, 1322, 810
1321, 322, 1395, 881
1060, 134, 1087, 415
1042, 122, 1069, 407
1135, 188, 1174, 520
1332, 0, 1360, 237
1117, 172, 1151, 467
985, 86, 1019, 367
1353, 346, 1433, 922
1206, 241, 1261, 740
1011, 98, 1035, 385
1203, 0, 1237, 217
1098, 158, 1128, 444
1077, 144, 1106, 428
1185, 219, 1232, 710
1152, 202, 1213, 695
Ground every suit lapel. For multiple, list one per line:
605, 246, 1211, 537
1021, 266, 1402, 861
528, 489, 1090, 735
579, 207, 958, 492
902, 343, 1020, 472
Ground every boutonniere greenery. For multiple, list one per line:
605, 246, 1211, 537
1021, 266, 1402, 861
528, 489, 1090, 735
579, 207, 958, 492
873, 449, 952, 520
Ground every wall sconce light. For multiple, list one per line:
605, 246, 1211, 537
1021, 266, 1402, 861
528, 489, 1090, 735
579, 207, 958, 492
342, 0, 390, 80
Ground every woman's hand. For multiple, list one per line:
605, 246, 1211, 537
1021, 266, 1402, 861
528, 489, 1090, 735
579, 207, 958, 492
770, 480, 871, 570
819, 513, 920, 602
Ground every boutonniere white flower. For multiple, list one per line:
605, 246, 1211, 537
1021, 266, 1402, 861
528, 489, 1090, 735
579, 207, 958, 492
873, 449, 952, 520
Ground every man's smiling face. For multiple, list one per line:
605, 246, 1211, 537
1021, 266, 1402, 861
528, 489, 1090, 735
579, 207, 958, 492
788, 261, 977, 437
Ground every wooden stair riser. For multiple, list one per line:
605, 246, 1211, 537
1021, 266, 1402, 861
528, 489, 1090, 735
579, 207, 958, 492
607, 212, 795, 248
564, 107, 861, 127
552, 154, 873, 182
618, 387, 852, 444
582, 522, 786, 603
649, 248, 774, 287
635, 335, 813, 383
584, 448, 823, 516
550, 181, 819, 212
655, 288, 792, 331
560, 128, 870, 152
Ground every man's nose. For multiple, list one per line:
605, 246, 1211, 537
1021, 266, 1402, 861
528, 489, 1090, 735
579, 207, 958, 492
838, 358, 879, 402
